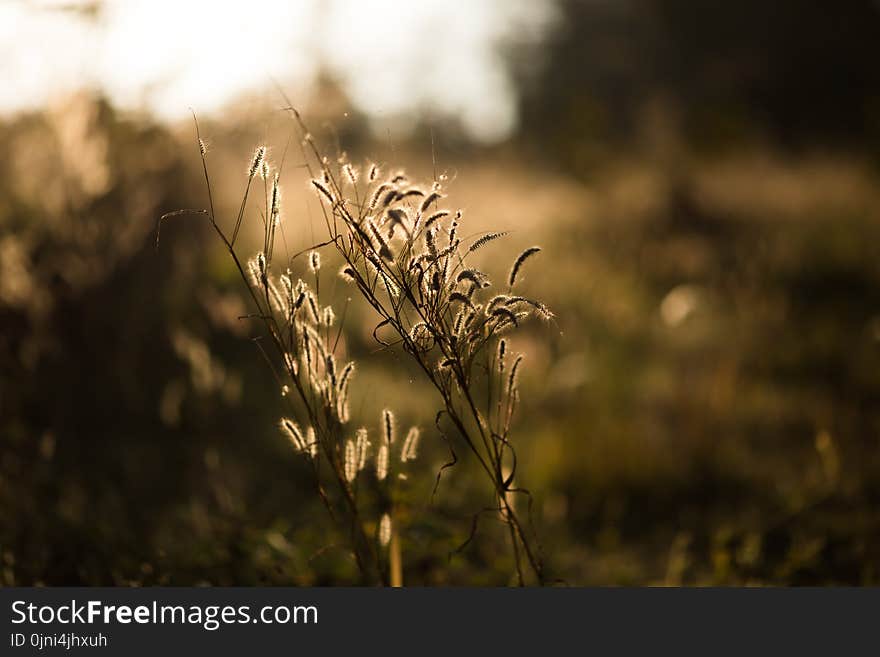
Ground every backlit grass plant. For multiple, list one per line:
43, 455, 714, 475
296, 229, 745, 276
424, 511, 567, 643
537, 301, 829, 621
164, 109, 552, 585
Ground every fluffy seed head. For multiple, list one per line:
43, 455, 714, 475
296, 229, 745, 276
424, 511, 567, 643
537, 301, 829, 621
247, 257, 261, 288
376, 444, 389, 481
312, 179, 334, 203
379, 513, 392, 546
382, 408, 395, 445
270, 174, 281, 221
309, 250, 321, 273
355, 427, 370, 471
420, 191, 443, 213
280, 418, 306, 452
508, 247, 541, 287
338, 361, 355, 396
400, 427, 420, 462
344, 439, 357, 482
424, 210, 450, 230
368, 183, 392, 212
249, 146, 267, 178
267, 278, 288, 315
508, 354, 524, 398
344, 163, 358, 185
468, 231, 508, 254
306, 426, 318, 458
491, 306, 519, 329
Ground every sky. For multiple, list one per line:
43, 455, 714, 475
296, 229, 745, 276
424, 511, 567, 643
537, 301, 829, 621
0, 0, 555, 142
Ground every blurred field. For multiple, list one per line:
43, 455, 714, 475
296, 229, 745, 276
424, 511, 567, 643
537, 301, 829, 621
2, 1, 880, 585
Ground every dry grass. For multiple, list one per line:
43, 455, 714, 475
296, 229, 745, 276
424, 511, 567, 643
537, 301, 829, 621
162, 109, 554, 585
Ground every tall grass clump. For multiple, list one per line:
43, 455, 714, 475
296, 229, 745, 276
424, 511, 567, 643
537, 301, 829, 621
289, 108, 552, 585
164, 109, 552, 585
160, 117, 426, 586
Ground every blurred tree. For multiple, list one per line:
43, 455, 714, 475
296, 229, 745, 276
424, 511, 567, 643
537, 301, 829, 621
512, 0, 880, 166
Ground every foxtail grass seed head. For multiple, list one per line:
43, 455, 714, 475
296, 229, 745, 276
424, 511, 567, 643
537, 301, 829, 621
497, 339, 507, 373
382, 408, 395, 445
488, 294, 510, 313
368, 163, 379, 182
280, 418, 306, 453
302, 328, 313, 372
268, 278, 287, 315
397, 187, 425, 202
270, 174, 281, 220
323, 306, 335, 327
376, 444, 389, 481
508, 246, 541, 287
453, 309, 466, 337
306, 292, 320, 324
247, 257, 261, 288
338, 361, 355, 394
456, 269, 488, 289
400, 427, 420, 462
366, 254, 399, 297
423, 210, 449, 230
309, 250, 321, 273
312, 179, 334, 204
306, 426, 318, 458
491, 306, 519, 329
387, 207, 408, 229
344, 439, 357, 482
368, 183, 391, 212
344, 163, 358, 185
420, 191, 443, 213
425, 226, 437, 257
249, 146, 267, 178
355, 427, 370, 471
508, 354, 524, 398
280, 272, 293, 295
368, 220, 393, 260
260, 158, 270, 180
468, 231, 508, 254
325, 354, 338, 388
198, 139, 207, 156
379, 188, 398, 210
337, 400, 350, 424
379, 513, 392, 547
293, 291, 306, 313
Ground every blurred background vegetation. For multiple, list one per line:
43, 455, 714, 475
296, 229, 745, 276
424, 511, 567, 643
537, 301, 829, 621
2, 0, 880, 585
